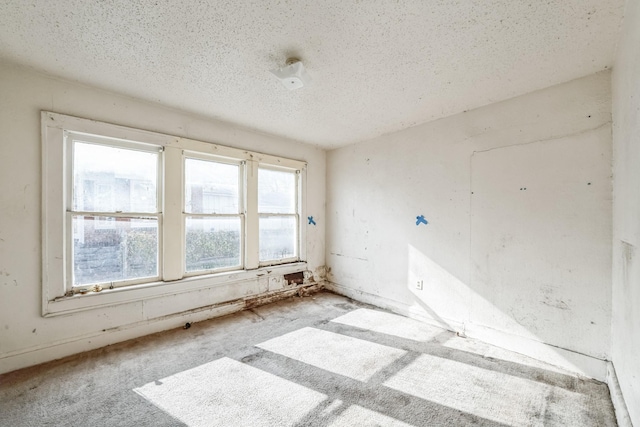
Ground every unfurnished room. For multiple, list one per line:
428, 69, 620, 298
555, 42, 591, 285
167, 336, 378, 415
0, 1, 638, 426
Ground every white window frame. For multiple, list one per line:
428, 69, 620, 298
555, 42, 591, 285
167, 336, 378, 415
42, 112, 307, 317
66, 132, 164, 290
257, 165, 301, 266
182, 152, 245, 276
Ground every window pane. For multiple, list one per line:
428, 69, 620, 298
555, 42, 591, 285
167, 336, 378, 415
259, 216, 296, 261
185, 158, 239, 214
73, 142, 158, 213
258, 169, 296, 214
72, 216, 158, 286
185, 217, 241, 272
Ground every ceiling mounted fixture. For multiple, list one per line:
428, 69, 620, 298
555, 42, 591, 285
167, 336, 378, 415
270, 58, 312, 90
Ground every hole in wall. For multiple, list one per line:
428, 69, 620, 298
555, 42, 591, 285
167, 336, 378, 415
284, 272, 304, 286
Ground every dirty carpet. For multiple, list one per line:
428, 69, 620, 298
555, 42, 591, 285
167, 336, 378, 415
0, 291, 616, 426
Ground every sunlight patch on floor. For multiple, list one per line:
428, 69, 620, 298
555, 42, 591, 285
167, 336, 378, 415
383, 353, 588, 426
134, 357, 326, 427
257, 327, 407, 382
331, 308, 444, 342
442, 334, 571, 376
327, 404, 416, 427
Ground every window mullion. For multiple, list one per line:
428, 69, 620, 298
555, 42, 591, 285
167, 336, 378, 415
163, 146, 184, 281
245, 160, 259, 269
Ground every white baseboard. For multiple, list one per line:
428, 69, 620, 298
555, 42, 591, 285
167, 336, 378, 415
607, 362, 633, 427
464, 322, 608, 381
0, 283, 324, 375
326, 282, 608, 381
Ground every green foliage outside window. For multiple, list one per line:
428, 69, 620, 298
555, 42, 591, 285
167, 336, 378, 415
185, 230, 240, 271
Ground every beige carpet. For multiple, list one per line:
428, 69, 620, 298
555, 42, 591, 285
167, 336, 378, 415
0, 291, 617, 426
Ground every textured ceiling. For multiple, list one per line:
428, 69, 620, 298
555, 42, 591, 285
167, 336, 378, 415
0, 1, 625, 148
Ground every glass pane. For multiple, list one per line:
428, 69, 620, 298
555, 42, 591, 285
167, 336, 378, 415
259, 216, 297, 261
258, 168, 296, 214
72, 216, 158, 286
185, 158, 239, 214
73, 142, 158, 213
185, 217, 241, 272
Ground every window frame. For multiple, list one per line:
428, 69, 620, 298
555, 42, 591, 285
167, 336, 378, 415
182, 152, 245, 276
42, 112, 307, 317
65, 133, 164, 290
257, 165, 301, 267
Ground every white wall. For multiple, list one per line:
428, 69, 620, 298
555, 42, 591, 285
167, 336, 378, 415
612, 0, 640, 423
326, 71, 613, 380
0, 61, 326, 374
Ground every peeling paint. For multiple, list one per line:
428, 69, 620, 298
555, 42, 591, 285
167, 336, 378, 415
313, 265, 327, 281
245, 283, 323, 309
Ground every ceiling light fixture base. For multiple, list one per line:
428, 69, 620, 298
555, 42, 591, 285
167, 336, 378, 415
270, 58, 312, 90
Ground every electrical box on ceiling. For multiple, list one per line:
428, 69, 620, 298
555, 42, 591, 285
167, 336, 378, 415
270, 59, 312, 90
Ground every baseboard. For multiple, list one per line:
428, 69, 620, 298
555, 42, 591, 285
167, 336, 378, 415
607, 362, 633, 427
464, 322, 608, 381
326, 282, 608, 381
0, 282, 325, 375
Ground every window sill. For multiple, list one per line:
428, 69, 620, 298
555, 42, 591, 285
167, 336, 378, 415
43, 262, 308, 317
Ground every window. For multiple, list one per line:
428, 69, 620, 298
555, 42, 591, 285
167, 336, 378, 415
258, 167, 298, 263
42, 112, 306, 315
184, 156, 242, 273
69, 136, 161, 289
